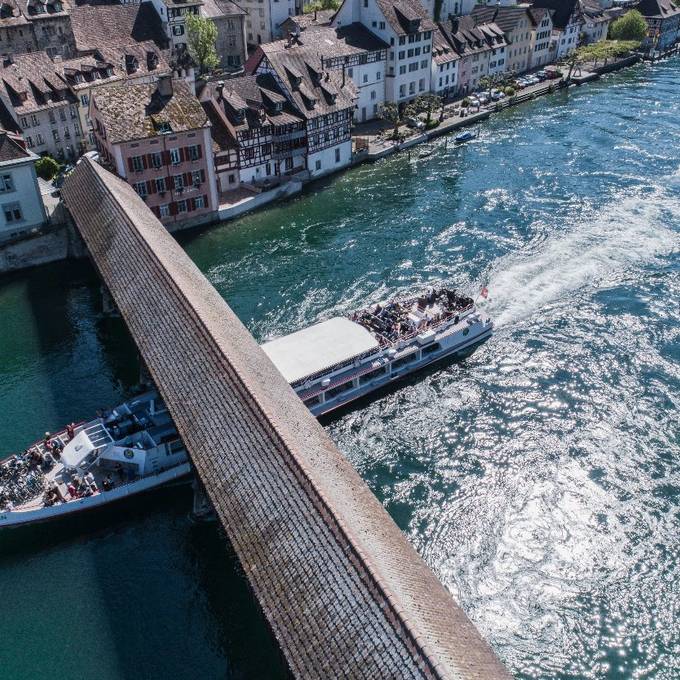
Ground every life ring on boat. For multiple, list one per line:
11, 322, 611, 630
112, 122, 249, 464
123, 449, 134, 459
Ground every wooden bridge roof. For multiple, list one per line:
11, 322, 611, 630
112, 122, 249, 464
62, 156, 511, 680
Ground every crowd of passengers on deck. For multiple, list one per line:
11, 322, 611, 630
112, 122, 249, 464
351, 288, 474, 345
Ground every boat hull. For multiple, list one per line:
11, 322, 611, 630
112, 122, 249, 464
308, 323, 492, 417
0, 463, 192, 528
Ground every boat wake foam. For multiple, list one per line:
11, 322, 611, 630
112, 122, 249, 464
485, 172, 680, 327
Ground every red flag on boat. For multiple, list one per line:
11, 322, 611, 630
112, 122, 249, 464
480, 286, 489, 299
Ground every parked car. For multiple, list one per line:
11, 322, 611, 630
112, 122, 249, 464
405, 116, 425, 131
535, 70, 548, 81
490, 89, 506, 101
545, 68, 562, 80
477, 93, 490, 105
468, 95, 481, 107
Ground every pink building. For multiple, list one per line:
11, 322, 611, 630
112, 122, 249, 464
90, 75, 219, 226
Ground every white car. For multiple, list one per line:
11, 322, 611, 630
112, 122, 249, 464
477, 93, 490, 105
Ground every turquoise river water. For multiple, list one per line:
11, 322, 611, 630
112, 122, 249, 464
1, 58, 679, 679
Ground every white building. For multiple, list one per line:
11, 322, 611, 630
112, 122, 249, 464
431, 25, 459, 96
531, 0, 583, 59
0, 131, 46, 238
333, 0, 435, 104
528, 7, 555, 69
439, 0, 478, 20
240, 0, 298, 45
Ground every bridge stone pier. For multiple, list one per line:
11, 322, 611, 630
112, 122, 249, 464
63, 157, 511, 680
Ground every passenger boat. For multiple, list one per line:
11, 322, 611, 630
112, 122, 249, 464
0, 287, 492, 527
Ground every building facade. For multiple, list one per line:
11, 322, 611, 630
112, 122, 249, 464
0, 52, 83, 160
0, 129, 46, 237
240, 0, 298, 45
528, 7, 554, 69
530, 0, 583, 59
638, 0, 680, 52
200, 0, 247, 71
333, 0, 435, 104
90, 76, 219, 226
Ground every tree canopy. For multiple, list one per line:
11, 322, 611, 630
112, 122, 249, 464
609, 10, 648, 42
303, 0, 340, 12
566, 38, 640, 78
186, 14, 219, 75
35, 156, 60, 181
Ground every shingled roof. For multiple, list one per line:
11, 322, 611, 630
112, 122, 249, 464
374, 0, 435, 35
70, 3, 167, 52
0, 130, 32, 162
528, 0, 582, 30
92, 78, 208, 144
0, 51, 77, 115
470, 3, 534, 34
62, 155, 512, 680
258, 37, 357, 119
637, 0, 680, 19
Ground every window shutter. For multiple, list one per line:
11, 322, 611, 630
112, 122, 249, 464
152, 206, 160, 218
162, 150, 170, 165
203, 193, 208, 208
142, 154, 148, 169
169, 202, 177, 216
127, 156, 134, 172
189, 198, 196, 212
200, 169, 206, 182
197, 144, 202, 159
179, 146, 186, 162
167, 175, 174, 190
147, 179, 155, 195
185, 172, 192, 186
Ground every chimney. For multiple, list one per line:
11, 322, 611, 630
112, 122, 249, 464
342, 63, 346, 87
157, 74, 173, 97
216, 80, 225, 100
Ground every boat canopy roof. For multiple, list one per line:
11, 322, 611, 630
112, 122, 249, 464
60, 430, 96, 468
262, 317, 380, 384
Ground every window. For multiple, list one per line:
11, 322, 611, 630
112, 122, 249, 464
409, 81, 415, 95
151, 152, 162, 168
26, 136, 33, 148
174, 174, 184, 190
172, 24, 185, 36
131, 155, 144, 172
134, 182, 147, 197
315, 160, 321, 170
80, 94, 89, 107
192, 170, 203, 186
399, 84, 406, 98
421, 60, 428, 69
370, 90, 376, 100
377, 71, 381, 80
52, 129, 60, 142
335, 148, 340, 163
0, 174, 14, 192
419, 78, 425, 92
49, 111, 56, 124
159, 204, 170, 218
176, 199, 187, 213
3, 203, 22, 223
156, 177, 166, 193
195, 195, 205, 209
36, 133, 45, 145
20, 117, 27, 128
362, 73, 368, 83
398, 50, 405, 59
188, 144, 200, 161
409, 62, 418, 72
399, 65, 406, 75
169, 148, 181, 165
379, 21, 385, 29
31, 114, 39, 126
59, 109, 66, 121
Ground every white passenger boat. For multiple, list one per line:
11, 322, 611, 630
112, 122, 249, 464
0, 287, 491, 527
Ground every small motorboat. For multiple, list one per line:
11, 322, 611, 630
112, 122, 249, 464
455, 130, 477, 144
418, 146, 437, 159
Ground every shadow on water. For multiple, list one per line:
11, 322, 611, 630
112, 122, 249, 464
0, 485, 288, 680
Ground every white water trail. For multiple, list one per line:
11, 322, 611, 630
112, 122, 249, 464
486, 176, 680, 328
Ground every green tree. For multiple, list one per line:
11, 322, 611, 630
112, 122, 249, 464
186, 14, 219, 75
35, 155, 60, 181
565, 39, 640, 80
303, 0, 340, 12
411, 93, 443, 124
378, 102, 402, 138
609, 9, 648, 42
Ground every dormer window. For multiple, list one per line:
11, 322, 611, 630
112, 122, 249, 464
125, 55, 139, 74
274, 102, 282, 113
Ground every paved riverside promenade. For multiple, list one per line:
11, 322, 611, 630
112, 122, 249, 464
62, 157, 511, 679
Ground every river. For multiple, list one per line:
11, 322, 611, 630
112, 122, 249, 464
1, 57, 679, 679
